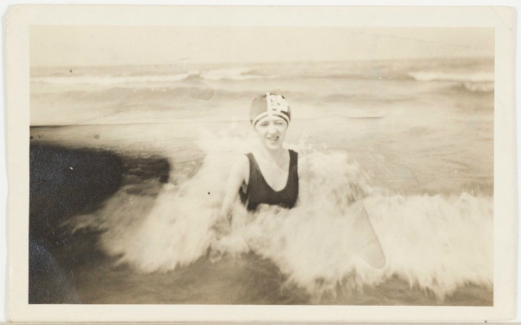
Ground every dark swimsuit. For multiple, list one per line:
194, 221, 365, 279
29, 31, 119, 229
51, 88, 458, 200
239, 150, 299, 212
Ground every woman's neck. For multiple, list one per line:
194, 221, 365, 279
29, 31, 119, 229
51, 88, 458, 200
255, 145, 288, 169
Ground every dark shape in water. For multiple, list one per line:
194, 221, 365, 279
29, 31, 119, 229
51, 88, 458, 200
29, 238, 81, 304
29, 143, 172, 304
29, 144, 124, 303
30, 144, 124, 240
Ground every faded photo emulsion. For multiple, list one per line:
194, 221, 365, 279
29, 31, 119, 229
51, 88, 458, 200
6, 5, 515, 323
29, 26, 495, 306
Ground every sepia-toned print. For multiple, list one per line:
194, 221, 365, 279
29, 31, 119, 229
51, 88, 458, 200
5, 5, 516, 323
28, 25, 494, 306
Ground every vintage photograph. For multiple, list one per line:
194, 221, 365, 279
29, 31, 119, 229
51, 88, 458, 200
5, 4, 516, 323
28, 25, 495, 306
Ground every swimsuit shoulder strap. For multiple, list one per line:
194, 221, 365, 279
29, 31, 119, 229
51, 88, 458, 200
289, 149, 298, 176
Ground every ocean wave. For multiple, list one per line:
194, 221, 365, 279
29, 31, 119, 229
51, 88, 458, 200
442, 82, 495, 94
408, 71, 494, 83
199, 67, 263, 80
31, 72, 198, 86
408, 70, 495, 93
65, 128, 492, 302
462, 82, 495, 93
31, 67, 266, 86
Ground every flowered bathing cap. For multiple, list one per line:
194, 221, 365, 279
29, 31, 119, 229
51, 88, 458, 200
250, 92, 291, 127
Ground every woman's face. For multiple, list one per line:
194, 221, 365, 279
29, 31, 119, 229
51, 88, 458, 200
254, 116, 288, 151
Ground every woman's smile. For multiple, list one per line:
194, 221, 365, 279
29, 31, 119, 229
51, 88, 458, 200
267, 134, 279, 142
255, 116, 288, 150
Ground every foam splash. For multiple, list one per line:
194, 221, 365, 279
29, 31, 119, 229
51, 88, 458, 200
68, 128, 493, 301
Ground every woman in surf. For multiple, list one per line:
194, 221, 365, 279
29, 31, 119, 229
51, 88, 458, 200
215, 92, 386, 269
217, 92, 300, 224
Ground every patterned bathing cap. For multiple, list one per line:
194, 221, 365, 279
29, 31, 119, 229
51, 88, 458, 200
250, 92, 291, 127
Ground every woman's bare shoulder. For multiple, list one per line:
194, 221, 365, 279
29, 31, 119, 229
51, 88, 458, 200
230, 154, 250, 179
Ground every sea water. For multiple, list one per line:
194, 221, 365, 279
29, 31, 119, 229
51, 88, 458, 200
30, 57, 494, 304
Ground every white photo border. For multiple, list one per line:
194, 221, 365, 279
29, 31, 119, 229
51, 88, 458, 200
5, 5, 516, 322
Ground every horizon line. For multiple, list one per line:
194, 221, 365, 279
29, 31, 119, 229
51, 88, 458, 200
30, 54, 494, 69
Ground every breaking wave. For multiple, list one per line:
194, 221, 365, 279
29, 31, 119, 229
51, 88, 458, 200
408, 70, 494, 93
31, 67, 264, 86
65, 128, 493, 302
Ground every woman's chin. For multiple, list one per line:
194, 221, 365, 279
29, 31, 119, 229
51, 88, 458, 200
263, 141, 282, 151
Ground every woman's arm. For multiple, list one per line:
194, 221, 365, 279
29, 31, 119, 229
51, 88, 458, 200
219, 155, 249, 221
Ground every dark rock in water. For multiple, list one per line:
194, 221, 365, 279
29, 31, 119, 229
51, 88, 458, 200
122, 155, 170, 184
29, 144, 126, 304
29, 238, 81, 304
29, 143, 172, 304
30, 144, 124, 241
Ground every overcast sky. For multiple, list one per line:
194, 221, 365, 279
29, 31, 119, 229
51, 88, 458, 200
31, 27, 494, 67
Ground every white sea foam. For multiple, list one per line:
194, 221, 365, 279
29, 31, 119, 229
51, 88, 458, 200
68, 129, 493, 301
